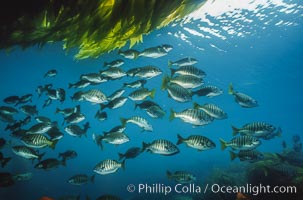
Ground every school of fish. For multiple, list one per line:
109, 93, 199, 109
0, 44, 282, 200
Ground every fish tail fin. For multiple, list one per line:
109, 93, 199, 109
38, 152, 46, 161
50, 139, 59, 150
120, 118, 127, 127
142, 142, 149, 152
141, 80, 147, 87
134, 52, 139, 59
100, 103, 107, 110
1, 157, 11, 167
121, 160, 126, 170
134, 103, 139, 110
91, 174, 95, 184
170, 68, 176, 77
193, 102, 200, 109
103, 62, 108, 67
75, 105, 81, 113
219, 138, 227, 151
231, 125, 240, 136
229, 151, 237, 161
84, 122, 90, 132
169, 108, 175, 121
92, 134, 103, 150
166, 170, 172, 180
176, 134, 184, 145
228, 83, 234, 95
61, 159, 66, 166
161, 76, 170, 90
276, 127, 282, 137
68, 83, 73, 89
62, 157, 67, 164
168, 60, 173, 67
118, 153, 124, 161
149, 89, 156, 99
55, 108, 60, 114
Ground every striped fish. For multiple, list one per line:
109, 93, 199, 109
194, 103, 227, 119
27, 122, 54, 134
146, 105, 166, 118
92, 132, 130, 149
168, 57, 198, 67
166, 170, 196, 183
64, 122, 90, 137
139, 46, 168, 58
193, 85, 223, 97
80, 73, 107, 83
82, 89, 107, 104
100, 97, 128, 110
142, 139, 179, 156
228, 83, 258, 108
177, 134, 216, 151
123, 79, 147, 88
162, 78, 192, 102
56, 105, 80, 117
68, 79, 91, 89
64, 112, 85, 124
12, 145, 45, 161
262, 127, 282, 140
107, 89, 125, 101
104, 59, 124, 68
133, 66, 162, 79
219, 136, 261, 151
35, 116, 51, 123
93, 159, 125, 175
128, 88, 156, 101
21, 134, 58, 149
100, 67, 126, 79
67, 174, 95, 185
0, 106, 18, 115
118, 49, 139, 59
170, 108, 213, 126
120, 116, 153, 132
229, 150, 264, 162
135, 100, 160, 110
170, 65, 206, 78
103, 125, 126, 135
126, 67, 141, 76
232, 122, 276, 137
165, 75, 203, 89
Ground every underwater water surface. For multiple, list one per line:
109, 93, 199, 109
0, 1, 303, 200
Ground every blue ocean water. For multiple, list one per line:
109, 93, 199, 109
1, 1, 303, 200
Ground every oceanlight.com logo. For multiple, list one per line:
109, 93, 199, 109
126, 183, 297, 196
210, 184, 297, 196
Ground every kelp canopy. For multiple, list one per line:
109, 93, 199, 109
0, 0, 205, 59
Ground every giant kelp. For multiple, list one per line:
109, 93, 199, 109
0, 0, 206, 59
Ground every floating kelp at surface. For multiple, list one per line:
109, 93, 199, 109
0, 0, 206, 59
